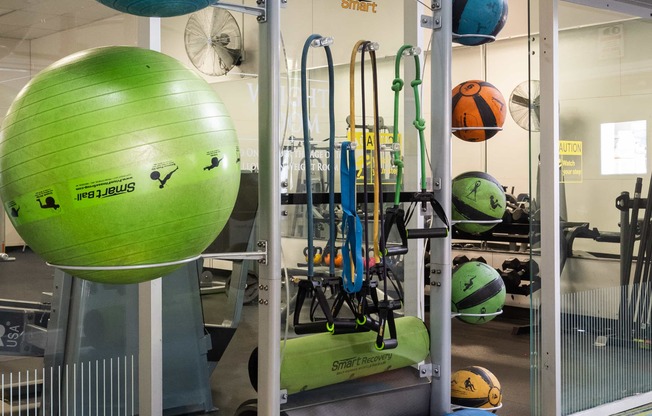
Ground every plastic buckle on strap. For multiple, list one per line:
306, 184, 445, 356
293, 279, 335, 335
384, 206, 409, 256
374, 300, 400, 350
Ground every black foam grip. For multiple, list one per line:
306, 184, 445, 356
407, 227, 448, 239
380, 339, 399, 350
385, 246, 409, 256
294, 322, 331, 335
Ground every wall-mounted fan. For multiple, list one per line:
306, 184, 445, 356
509, 80, 541, 132
184, 7, 243, 76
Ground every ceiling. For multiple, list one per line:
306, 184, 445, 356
565, 0, 652, 18
0, 0, 119, 40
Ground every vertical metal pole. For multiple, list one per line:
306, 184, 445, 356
0, 213, 5, 256
257, 1, 282, 415
402, 0, 426, 319
539, 1, 561, 415
137, 16, 163, 416
429, 2, 452, 415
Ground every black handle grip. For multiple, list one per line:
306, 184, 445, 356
331, 320, 370, 335
293, 322, 331, 335
385, 246, 409, 256
376, 338, 398, 350
407, 227, 448, 239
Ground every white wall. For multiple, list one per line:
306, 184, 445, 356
0, 37, 31, 247
29, 14, 139, 70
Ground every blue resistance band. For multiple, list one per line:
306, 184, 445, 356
340, 141, 363, 293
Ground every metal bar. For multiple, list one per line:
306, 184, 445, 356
402, 0, 426, 319
0, 299, 49, 310
428, 0, 452, 414
281, 191, 418, 205
539, 1, 561, 415
43, 270, 72, 416
202, 251, 265, 261
619, 191, 631, 292
211, 1, 265, 18
137, 16, 163, 416
257, 0, 282, 415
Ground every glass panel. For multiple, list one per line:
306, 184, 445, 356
528, 11, 542, 416
0, 4, 143, 414
557, 5, 652, 414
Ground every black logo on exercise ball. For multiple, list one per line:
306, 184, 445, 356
479, 307, 487, 322
490, 195, 503, 210
150, 166, 179, 189
466, 180, 481, 202
463, 276, 475, 292
204, 157, 223, 171
464, 377, 476, 392
10, 206, 19, 217
38, 196, 60, 210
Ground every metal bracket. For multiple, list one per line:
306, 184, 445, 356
433, 177, 442, 190
256, 240, 268, 264
357, 42, 380, 52
280, 389, 288, 404
421, 14, 441, 30
402, 46, 422, 56
432, 364, 441, 379
419, 363, 432, 378
0, 252, 15, 261
212, 1, 266, 22
202, 241, 267, 264
311, 36, 334, 48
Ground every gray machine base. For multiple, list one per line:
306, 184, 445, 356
237, 367, 431, 416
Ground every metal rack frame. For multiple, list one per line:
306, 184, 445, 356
255, 1, 455, 415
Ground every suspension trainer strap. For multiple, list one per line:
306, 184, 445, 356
325, 38, 336, 278
384, 45, 419, 257
300, 34, 318, 281
350, 39, 370, 282
369, 46, 382, 266
294, 33, 336, 334
388, 44, 450, 243
341, 142, 364, 293
368, 45, 399, 351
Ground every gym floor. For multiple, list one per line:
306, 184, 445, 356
0, 247, 531, 415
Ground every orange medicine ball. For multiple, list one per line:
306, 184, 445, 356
452, 80, 506, 142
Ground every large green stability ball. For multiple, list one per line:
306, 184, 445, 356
452, 171, 506, 234
452, 261, 505, 324
0, 46, 240, 284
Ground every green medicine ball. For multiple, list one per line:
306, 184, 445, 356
452, 171, 506, 234
0, 46, 240, 284
452, 261, 506, 324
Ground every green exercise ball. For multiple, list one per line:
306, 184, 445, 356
0, 46, 240, 284
452, 261, 506, 324
452, 171, 506, 234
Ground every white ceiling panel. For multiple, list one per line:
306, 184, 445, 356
566, 0, 652, 18
0, 0, 119, 40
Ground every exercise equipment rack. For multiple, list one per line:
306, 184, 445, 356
237, 1, 456, 415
